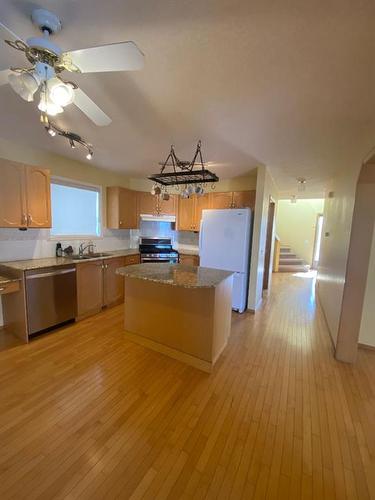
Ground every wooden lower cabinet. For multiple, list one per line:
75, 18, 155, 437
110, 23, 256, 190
76, 254, 140, 320
103, 257, 126, 307
179, 254, 200, 266
76, 260, 104, 320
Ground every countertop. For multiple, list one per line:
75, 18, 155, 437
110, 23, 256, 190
116, 263, 233, 289
0, 249, 140, 271
177, 246, 199, 256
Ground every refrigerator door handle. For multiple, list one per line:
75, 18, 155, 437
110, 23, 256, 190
199, 219, 204, 256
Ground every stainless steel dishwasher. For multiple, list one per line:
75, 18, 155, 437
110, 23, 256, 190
25, 265, 77, 336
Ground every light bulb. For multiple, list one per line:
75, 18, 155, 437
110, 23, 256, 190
86, 152, 93, 160
38, 91, 63, 116
47, 128, 56, 137
69, 139, 76, 149
49, 80, 74, 107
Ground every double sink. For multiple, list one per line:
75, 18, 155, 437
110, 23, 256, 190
68, 252, 113, 261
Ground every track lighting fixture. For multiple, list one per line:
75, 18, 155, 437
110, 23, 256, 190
297, 177, 306, 192
43, 117, 93, 160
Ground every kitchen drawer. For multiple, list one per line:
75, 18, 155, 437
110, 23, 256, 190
0, 280, 20, 295
125, 254, 140, 266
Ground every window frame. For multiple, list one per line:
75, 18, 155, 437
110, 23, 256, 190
49, 176, 103, 240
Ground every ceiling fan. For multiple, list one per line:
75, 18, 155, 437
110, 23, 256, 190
0, 8, 144, 126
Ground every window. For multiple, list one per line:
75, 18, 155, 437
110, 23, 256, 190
50, 178, 101, 238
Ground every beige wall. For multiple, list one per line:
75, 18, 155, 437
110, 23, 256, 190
317, 165, 361, 345
276, 199, 324, 264
248, 165, 278, 311
359, 227, 375, 347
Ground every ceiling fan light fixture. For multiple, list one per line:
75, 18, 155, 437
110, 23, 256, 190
49, 80, 75, 107
8, 71, 40, 102
38, 90, 63, 116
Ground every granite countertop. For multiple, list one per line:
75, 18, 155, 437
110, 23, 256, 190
0, 249, 140, 271
0, 275, 20, 286
177, 246, 199, 256
116, 263, 233, 289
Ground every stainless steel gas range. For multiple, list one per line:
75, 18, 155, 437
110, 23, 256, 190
139, 237, 179, 263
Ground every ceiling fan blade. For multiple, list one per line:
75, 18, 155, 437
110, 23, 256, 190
0, 21, 26, 44
0, 68, 12, 86
74, 87, 112, 126
64, 41, 144, 73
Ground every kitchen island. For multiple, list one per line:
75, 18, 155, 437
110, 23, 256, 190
116, 263, 233, 372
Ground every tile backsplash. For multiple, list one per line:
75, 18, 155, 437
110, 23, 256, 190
0, 228, 135, 262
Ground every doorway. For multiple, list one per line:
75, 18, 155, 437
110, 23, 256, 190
263, 199, 276, 290
312, 214, 324, 269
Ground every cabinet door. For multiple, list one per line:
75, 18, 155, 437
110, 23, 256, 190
179, 254, 199, 266
103, 257, 126, 307
209, 191, 233, 209
76, 260, 104, 319
193, 194, 210, 231
137, 191, 157, 216
119, 188, 138, 229
159, 194, 176, 215
232, 190, 256, 209
25, 167, 51, 227
177, 196, 195, 231
0, 159, 26, 228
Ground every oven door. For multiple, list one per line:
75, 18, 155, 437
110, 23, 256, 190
141, 256, 179, 264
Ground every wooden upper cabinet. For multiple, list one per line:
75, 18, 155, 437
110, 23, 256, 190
119, 188, 137, 229
232, 190, 256, 209
25, 167, 51, 227
107, 187, 138, 229
159, 194, 176, 215
0, 159, 51, 229
177, 196, 195, 231
210, 191, 233, 209
103, 257, 126, 307
0, 159, 26, 228
137, 191, 157, 216
193, 194, 210, 231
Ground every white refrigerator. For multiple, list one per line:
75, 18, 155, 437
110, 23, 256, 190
199, 208, 252, 313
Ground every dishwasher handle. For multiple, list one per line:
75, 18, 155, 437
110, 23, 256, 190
26, 268, 76, 280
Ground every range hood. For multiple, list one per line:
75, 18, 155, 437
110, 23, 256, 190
140, 214, 176, 223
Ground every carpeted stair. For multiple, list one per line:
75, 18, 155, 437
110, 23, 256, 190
278, 246, 310, 273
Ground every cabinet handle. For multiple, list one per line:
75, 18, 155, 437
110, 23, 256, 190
21, 213, 27, 225
27, 214, 33, 224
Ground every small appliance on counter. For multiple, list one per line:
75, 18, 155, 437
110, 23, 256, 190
199, 208, 252, 313
139, 237, 179, 263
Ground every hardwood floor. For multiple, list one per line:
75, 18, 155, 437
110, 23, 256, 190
0, 273, 374, 499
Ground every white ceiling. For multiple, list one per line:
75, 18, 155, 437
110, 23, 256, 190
1, 0, 375, 197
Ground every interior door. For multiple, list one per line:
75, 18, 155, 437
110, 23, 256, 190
25, 167, 51, 227
0, 159, 26, 228
103, 257, 126, 306
177, 196, 194, 230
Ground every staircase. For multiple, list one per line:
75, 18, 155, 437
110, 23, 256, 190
278, 246, 310, 273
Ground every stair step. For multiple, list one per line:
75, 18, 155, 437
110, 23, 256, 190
279, 258, 304, 265
278, 264, 310, 273
280, 247, 291, 252
279, 253, 297, 259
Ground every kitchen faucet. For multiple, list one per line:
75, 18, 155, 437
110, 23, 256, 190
79, 241, 95, 256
